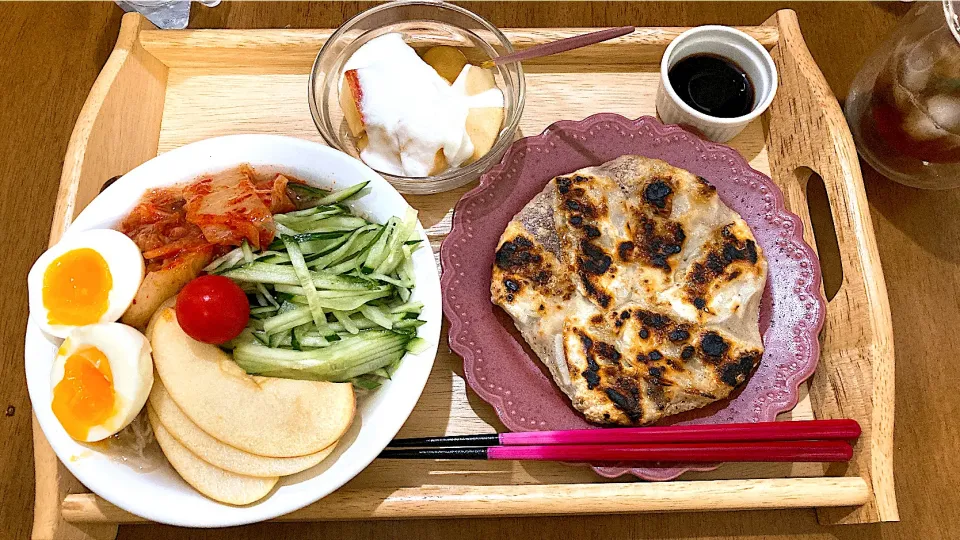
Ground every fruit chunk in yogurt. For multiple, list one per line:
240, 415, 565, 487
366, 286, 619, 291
339, 33, 505, 177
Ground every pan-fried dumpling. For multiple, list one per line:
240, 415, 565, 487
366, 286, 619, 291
491, 156, 767, 425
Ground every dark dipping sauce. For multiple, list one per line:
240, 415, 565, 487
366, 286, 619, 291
668, 54, 755, 118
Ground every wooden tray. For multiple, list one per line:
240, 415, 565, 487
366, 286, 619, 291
33, 11, 897, 539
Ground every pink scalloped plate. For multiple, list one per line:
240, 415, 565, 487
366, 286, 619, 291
440, 114, 825, 481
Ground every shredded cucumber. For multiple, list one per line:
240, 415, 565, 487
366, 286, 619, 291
218, 188, 426, 389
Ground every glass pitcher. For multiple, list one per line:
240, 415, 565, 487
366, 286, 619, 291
845, 0, 960, 189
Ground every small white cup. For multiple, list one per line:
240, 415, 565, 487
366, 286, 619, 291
656, 25, 778, 143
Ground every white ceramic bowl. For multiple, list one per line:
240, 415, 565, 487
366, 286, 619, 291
24, 135, 442, 527
656, 25, 778, 143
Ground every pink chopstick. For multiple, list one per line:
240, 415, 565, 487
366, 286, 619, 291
380, 440, 854, 463
489, 440, 852, 462
387, 419, 861, 448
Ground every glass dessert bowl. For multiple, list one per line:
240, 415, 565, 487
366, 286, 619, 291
309, 1, 525, 194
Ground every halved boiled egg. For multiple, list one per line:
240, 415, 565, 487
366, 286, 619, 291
28, 229, 144, 338
51, 323, 153, 442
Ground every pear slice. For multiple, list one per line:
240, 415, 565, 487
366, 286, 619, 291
148, 303, 355, 457
149, 411, 278, 505
149, 379, 337, 477
461, 64, 498, 96
465, 107, 505, 163
458, 65, 505, 163
422, 46, 468, 84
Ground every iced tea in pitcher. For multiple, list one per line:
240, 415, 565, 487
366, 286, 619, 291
846, 0, 960, 189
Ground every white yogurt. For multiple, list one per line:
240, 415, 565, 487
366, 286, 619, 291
343, 33, 504, 177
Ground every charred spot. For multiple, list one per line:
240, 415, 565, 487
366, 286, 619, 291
728, 270, 742, 280
648, 366, 664, 379
633, 216, 686, 271
565, 199, 580, 211
590, 314, 604, 325
693, 297, 706, 310
594, 341, 622, 363
604, 380, 642, 422
617, 241, 635, 261
636, 353, 647, 363
579, 240, 612, 275
495, 236, 542, 270
556, 177, 572, 194
582, 369, 600, 389
538, 304, 545, 312
689, 263, 709, 285
681, 345, 695, 360
620, 310, 631, 320
644, 179, 673, 209
648, 350, 663, 362
720, 352, 761, 387
579, 332, 594, 351
503, 279, 520, 292
637, 311, 670, 329
696, 176, 716, 192
586, 356, 600, 372
690, 389, 718, 399
614, 318, 625, 329
602, 412, 611, 420
583, 224, 601, 238
701, 332, 729, 358
573, 175, 588, 183
706, 253, 725, 273
639, 328, 650, 339
569, 215, 582, 226
533, 271, 551, 285
723, 238, 759, 265
579, 271, 612, 308
506, 293, 515, 302
668, 328, 690, 342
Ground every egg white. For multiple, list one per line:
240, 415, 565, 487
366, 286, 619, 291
28, 229, 144, 338
50, 323, 154, 442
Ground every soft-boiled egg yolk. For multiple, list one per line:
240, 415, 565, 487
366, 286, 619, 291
49, 323, 153, 442
28, 229, 144, 338
51, 346, 116, 441
43, 248, 113, 327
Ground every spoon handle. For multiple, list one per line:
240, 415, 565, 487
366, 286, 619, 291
483, 26, 635, 68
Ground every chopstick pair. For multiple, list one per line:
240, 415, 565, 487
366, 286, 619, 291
379, 419, 860, 464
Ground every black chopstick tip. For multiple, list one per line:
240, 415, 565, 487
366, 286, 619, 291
387, 433, 500, 448
379, 447, 489, 460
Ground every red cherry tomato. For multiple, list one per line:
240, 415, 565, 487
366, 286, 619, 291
176, 275, 250, 344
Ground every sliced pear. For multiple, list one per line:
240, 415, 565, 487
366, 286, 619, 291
340, 69, 365, 138
422, 46, 468, 84
430, 149, 450, 176
461, 64, 497, 96
148, 304, 355, 457
149, 411, 278, 505
465, 107, 505, 163
456, 65, 504, 162
149, 379, 337, 477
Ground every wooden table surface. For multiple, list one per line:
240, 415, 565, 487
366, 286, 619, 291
2, 2, 957, 539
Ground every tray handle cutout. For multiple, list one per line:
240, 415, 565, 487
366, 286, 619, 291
795, 166, 843, 301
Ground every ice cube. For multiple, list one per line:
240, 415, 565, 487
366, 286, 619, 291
926, 95, 960, 134
903, 109, 951, 142
898, 42, 936, 92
